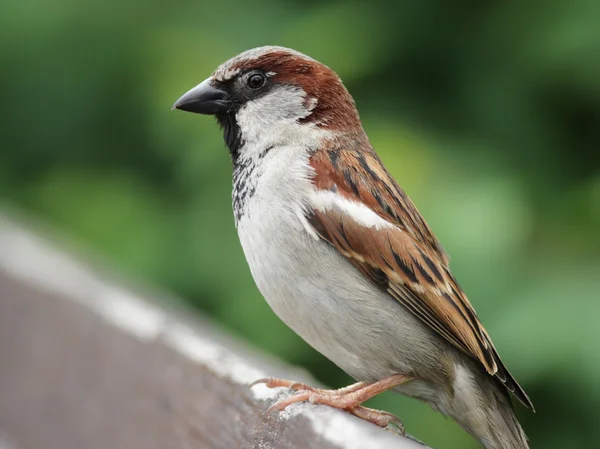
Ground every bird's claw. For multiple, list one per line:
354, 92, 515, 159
249, 377, 316, 391
250, 375, 406, 434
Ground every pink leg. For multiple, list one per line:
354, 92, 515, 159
328, 374, 409, 407
250, 374, 410, 431
250, 377, 366, 394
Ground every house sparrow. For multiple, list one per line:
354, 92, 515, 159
173, 46, 534, 449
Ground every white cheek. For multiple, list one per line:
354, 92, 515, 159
234, 85, 314, 153
311, 189, 395, 230
237, 85, 309, 123
233, 85, 332, 166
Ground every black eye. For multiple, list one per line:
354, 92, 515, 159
247, 72, 265, 89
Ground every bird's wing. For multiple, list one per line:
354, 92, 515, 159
308, 147, 534, 410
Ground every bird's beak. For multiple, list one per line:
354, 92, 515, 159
172, 78, 230, 115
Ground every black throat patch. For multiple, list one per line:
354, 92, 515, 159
216, 111, 254, 223
216, 112, 243, 162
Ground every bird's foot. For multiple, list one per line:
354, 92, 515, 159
249, 377, 325, 393
351, 405, 405, 435
250, 374, 409, 434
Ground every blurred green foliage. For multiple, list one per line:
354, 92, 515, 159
1, 0, 599, 447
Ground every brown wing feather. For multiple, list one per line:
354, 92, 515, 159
311, 144, 450, 265
309, 147, 534, 411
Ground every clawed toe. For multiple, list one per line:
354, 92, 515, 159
349, 406, 405, 435
266, 390, 312, 414
249, 377, 316, 391
250, 377, 320, 415
249, 374, 409, 436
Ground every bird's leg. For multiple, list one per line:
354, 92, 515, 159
250, 377, 367, 394
250, 374, 410, 433
331, 374, 410, 405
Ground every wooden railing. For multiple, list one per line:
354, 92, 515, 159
0, 215, 428, 449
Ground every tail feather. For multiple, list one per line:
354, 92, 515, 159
494, 354, 535, 412
449, 362, 530, 449
477, 375, 530, 449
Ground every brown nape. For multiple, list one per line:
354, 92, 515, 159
229, 51, 362, 130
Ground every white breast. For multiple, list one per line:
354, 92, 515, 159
234, 145, 441, 390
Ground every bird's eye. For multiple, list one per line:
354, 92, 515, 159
247, 72, 266, 89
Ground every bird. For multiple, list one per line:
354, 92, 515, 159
173, 46, 534, 449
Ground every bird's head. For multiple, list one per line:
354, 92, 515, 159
173, 46, 364, 159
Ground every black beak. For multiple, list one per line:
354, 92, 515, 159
172, 78, 230, 115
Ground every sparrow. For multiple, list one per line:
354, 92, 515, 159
173, 46, 534, 449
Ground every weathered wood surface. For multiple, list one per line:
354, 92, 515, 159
0, 216, 429, 449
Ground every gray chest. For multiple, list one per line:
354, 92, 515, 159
235, 183, 432, 382
237, 197, 364, 367
231, 148, 442, 387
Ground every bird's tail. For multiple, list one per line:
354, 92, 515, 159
447, 364, 530, 449
477, 379, 530, 449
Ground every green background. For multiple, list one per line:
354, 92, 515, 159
2, 1, 599, 448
